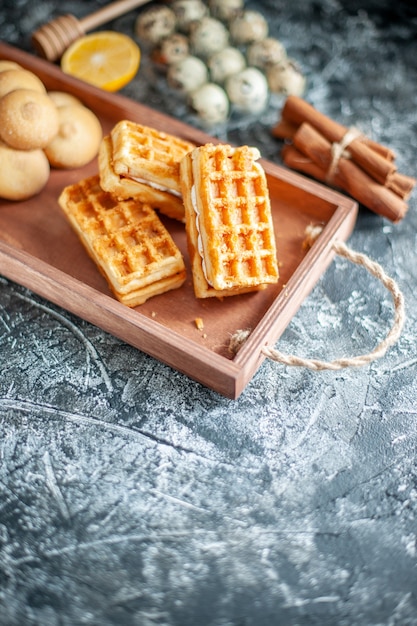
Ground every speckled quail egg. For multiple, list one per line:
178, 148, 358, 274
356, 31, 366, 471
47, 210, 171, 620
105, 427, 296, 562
208, 46, 246, 84
152, 33, 189, 65
247, 38, 287, 69
229, 10, 269, 45
208, 0, 244, 22
167, 55, 209, 93
266, 59, 306, 96
189, 82, 229, 125
135, 6, 177, 45
225, 67, 269, 114
189, 17, 230, 58
172, 0, 208, 33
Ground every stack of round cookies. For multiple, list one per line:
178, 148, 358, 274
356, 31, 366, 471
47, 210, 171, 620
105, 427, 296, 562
0, 61, 102, 201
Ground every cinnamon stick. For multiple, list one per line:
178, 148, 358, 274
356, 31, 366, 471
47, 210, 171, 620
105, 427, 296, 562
284, 124, 408, 222
281, 96, 397, 160
271, 119, 298, 141
272, 116, 413, 198
280, 96, 397, 185
386, 172, 416, 200
273, 115, 395, 163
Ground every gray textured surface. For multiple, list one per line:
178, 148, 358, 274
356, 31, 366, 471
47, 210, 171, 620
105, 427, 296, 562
1, 1, 417, 624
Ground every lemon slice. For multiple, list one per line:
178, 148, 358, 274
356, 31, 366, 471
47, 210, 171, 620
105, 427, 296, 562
61, 31, 141, 92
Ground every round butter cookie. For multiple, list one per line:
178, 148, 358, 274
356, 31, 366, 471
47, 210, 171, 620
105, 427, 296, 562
0, 88, 59, 150
47, 90, 83, 108
0, 60, 22, 73
0, 68, 46, 98
44, 104, 102, 169
0, 139, 50, 201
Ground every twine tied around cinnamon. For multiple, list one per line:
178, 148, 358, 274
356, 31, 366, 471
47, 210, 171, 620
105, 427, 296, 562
325, 126, 363, 185
229, 226, 405, 371
273, 96, 416, 223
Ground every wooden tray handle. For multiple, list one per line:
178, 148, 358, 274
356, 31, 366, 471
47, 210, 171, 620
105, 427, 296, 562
231, 226, 405, 370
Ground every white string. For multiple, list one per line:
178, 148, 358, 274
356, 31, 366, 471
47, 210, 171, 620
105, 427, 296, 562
325, 126, 363, 185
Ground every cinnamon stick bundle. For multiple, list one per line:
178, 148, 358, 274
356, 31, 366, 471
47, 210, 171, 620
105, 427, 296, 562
273, 96, 416, 222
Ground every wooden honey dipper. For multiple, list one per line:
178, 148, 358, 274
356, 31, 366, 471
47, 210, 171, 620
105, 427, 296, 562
31, 0, 154, 62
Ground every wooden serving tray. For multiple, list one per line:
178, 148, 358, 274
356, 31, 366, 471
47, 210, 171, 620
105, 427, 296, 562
0, 42, 358, 398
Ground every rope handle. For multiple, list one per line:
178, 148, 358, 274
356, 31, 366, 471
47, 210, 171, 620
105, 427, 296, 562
230, 226, 405, 371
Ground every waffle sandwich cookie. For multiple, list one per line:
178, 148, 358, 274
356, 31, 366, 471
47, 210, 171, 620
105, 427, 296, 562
98, 120, 195, 222
180, 143, 279, 298
58, 175, 186, 307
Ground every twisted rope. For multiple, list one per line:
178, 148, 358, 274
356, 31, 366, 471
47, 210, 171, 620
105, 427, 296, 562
230, 228, 405, 371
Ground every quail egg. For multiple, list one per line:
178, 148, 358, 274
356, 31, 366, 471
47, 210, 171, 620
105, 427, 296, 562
135, 6, 177, 45
172, 0, 208, 33
189, 82, 229, 125
225, 67, 269, 114
208, 0, 244, 22
247, 38, 287, 69
167, 55, 209, 93
266, 59, 306, 96
189, 17, 229, 58
153, 33, 189, 65
229, 10, 269, 45
208, 46, 246, 84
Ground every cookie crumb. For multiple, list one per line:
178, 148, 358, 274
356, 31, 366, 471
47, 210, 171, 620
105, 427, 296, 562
195, 317, 204, 330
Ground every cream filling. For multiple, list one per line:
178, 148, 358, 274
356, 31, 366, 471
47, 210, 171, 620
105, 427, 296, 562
191, 183, 212, 286
130, 175, 181, 198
